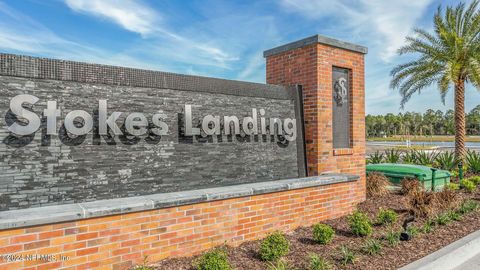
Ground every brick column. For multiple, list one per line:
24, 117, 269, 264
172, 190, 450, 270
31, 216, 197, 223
264, 35, 367, 200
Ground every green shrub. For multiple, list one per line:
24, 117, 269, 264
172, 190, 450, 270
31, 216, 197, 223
467, 176, 480, 186
407, 226, 420, 238
466, 150, 480, 173
435, 213, 451, 225
384, 229, 400, 246
367, 151, 384, 164
384, 149, 401, 163
312, 224, 335, 244
376, 208, 398, 226
460, 179, 476, 193
348, 211, 373, 237
266, 259, 293, 270
260, 231, 290, 262
415, 150, 438, 166
362, 239, 382, 255
194, 248, 231, 270
448, 210, 462, 221
447, 183, 460, 190
458, 200, 480, 214
434, 151, 457, 171
308, 254, 332, 270
422, 219, 436, 233
339, 246, 356, 265
402, 150, 417, 164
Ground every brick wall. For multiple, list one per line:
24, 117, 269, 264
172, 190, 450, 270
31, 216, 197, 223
0, 181, 357, 270
265, 41, 366, 202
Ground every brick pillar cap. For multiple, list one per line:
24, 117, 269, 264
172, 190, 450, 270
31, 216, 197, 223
263, 34, 368, 57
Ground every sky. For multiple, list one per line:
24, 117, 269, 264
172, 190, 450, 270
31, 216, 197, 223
0, 0, 479, 115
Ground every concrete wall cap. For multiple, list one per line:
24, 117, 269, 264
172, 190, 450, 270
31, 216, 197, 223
0, 173, 358, 230
263, 34, 368, 57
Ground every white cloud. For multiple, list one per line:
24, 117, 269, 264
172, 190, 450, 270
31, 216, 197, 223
64, 0, 157, 36
63, 0, 238, 69
280, 0, 433, 62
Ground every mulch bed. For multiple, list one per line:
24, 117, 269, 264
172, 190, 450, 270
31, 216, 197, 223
153, 188, 480, 270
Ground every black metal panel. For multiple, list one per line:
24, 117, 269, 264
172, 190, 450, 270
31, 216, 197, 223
332, 67, 351, 149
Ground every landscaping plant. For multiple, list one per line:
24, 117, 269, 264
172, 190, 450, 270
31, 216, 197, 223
366, 172, 390, 197
266, 259, 294, 270
348, 211, 373, 237
422, 219, 436, 233
384, 229, 400, 246
447, 183, 460, 190
406, 226, 420, 238
405, 190, 436, 217
133, 256, 154, 270
460, 179, 476, 193
433, 187, 460, 212
260, 231, 290, 262
414, 150, 438, 166
376, 208, 398, 226
400, 178, 423, 195
402, 150, 417, 164
467, 175, 480, 186
308, 254, 332, 270
434, 151, 457, 170
384, 149, 401, 163
367, 151, 384, 164
362, 239, 382, 255
458, 200, 480, 214
339, 246, 356, 266
194, 248, 232, 270
435, 213, 452, 226
466, 150, 480, 173
447, 210, 462, 221
312, 224, 335, 244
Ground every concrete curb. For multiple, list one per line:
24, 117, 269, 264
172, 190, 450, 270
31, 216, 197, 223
400, 229, 480, 270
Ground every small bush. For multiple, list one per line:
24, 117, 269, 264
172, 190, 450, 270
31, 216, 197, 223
458, 200, 480, 214
402, 150, 417, 164
447, 183, 460, 190
384, 229, 400, 246
348, 211, 373, 237
422, 219, 435, 233
401, 178, 423, 195
367, 151, 384, 164
435, 213, 451, 225
376, 208, 398, 226
339, 246, 356, 265
460, 179, 476, 193
308, 254, 332, 270
260, 231, 290, 262
312, 224, 335, 244
467, 176, 480, 186
466, 150, 480, 173
405, 190, 437, 218
362, 239, 382, 255
434, 151, 457, 171
266, 259, 293, 270
406, 226, 420, 238
384, 149, 401, 163
447, 210, 462, 221
433, 188, 460, 212
366, 172, 390, 197
194, 248, 231, 270
415, 150, 438, 166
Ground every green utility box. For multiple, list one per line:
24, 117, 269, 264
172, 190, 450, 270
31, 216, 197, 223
366, 163, 451, 191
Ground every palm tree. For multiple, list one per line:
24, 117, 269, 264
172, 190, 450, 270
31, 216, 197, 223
390, 0, 480, 161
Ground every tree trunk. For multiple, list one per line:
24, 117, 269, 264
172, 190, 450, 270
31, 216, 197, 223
454, 79, 466, 161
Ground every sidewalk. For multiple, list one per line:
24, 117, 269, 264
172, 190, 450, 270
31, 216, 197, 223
400, 230, 480, 270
